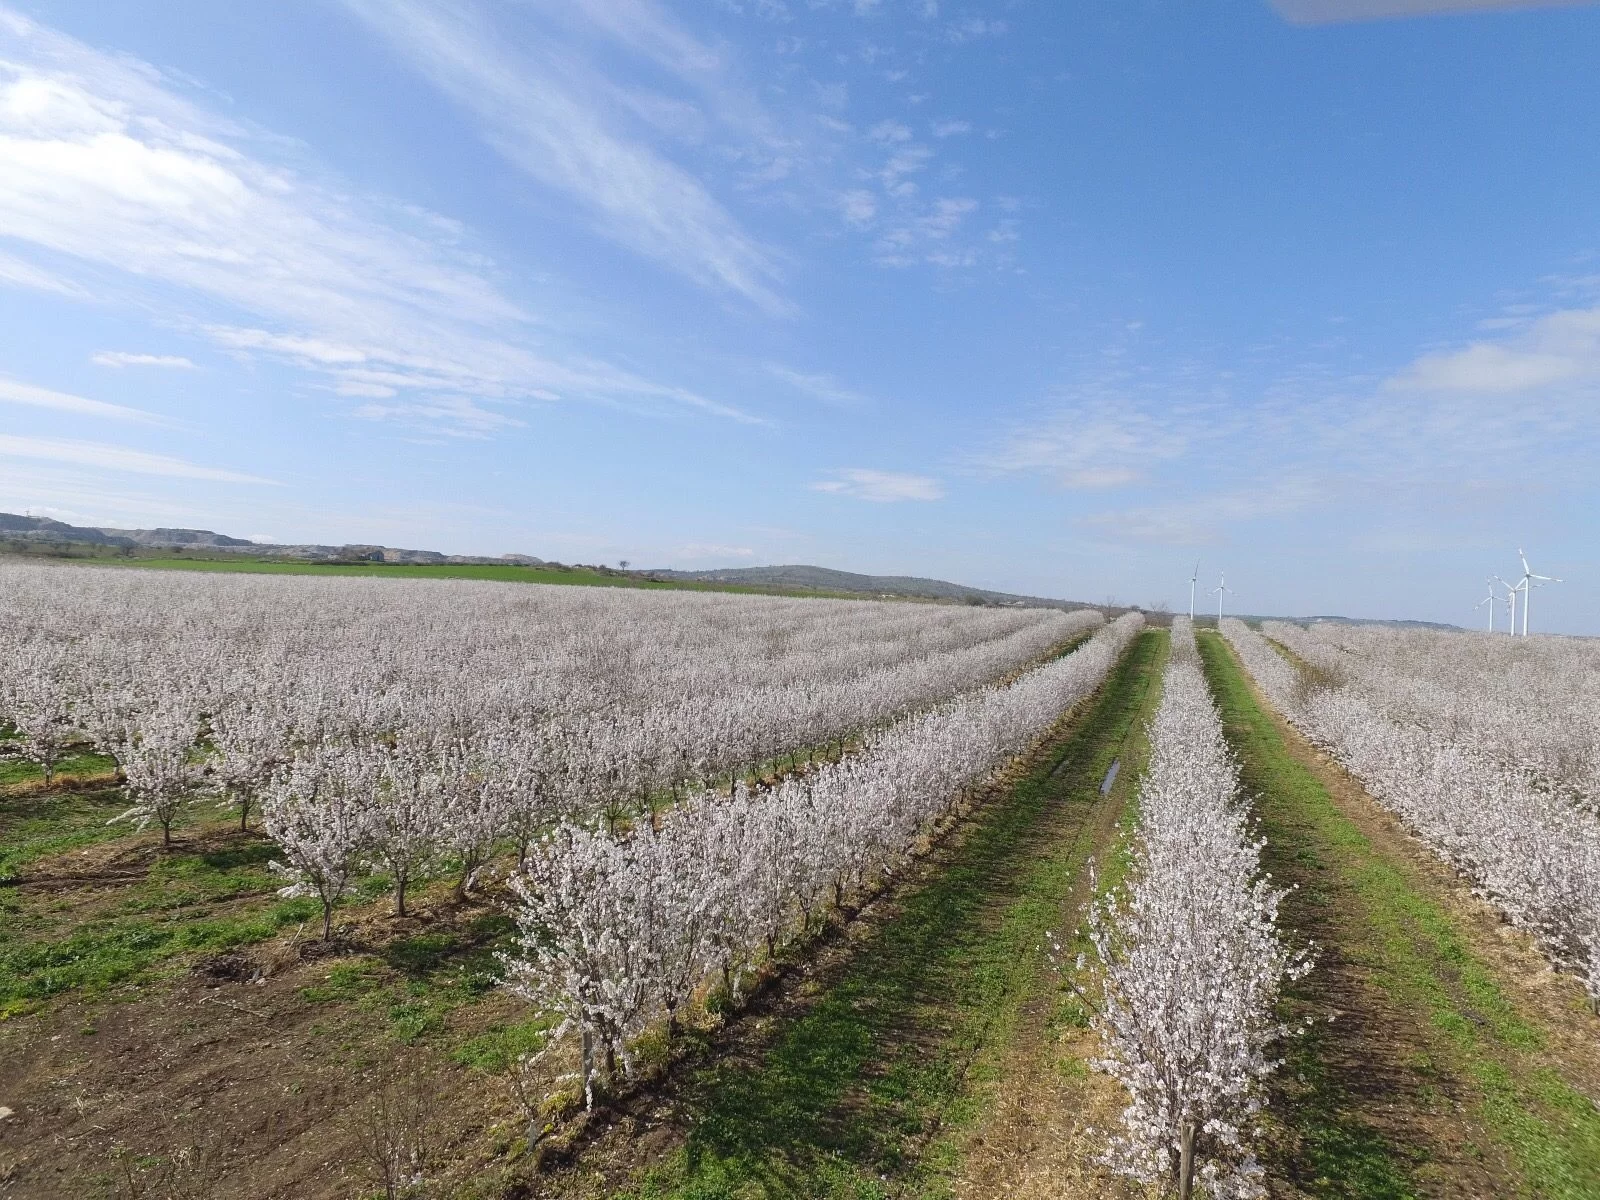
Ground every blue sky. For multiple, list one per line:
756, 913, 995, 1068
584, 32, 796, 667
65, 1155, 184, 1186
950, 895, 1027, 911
2, 1, 1598, 632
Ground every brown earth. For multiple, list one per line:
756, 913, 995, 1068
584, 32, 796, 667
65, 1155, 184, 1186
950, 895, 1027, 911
0, 835, 536, 1199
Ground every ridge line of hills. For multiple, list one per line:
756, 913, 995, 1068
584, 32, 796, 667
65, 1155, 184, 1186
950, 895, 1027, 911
0, 511, 1458, 627
0, 511, 1086, 609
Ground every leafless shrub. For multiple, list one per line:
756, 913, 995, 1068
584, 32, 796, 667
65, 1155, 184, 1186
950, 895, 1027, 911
341, 1056, 442, 1200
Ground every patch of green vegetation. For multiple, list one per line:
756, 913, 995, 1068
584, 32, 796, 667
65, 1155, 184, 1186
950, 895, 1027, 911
0, 747, 119, 789
0, 896, 318, 1006
0, 770, 131, 881
1199, 631, 1600, 1200
80, 553, 874, 601
1040, 635, 1164, 1038
455, 1014, 555, 1072
1197, 633, 1422, 1198
0, 818, 333, 1009
299, 910, 518, 1043
300, 959, 388, 1003
620, 631, 1164, 1200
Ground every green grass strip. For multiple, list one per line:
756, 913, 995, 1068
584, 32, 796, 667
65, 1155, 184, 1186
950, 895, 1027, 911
1199, 631, 1600, 1200
620, 630, 1165, 1200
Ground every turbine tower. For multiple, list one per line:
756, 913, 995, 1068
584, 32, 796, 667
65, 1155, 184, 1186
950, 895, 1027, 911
1214, 572, 1232, 623
1475, 582, 1496, 632
1515, 548, 1562, 637
1492, 575, 1517, 635
1188, 559, 1200, 620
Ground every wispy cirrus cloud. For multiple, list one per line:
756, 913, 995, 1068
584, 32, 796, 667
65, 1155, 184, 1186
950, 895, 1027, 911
1076, 479, 1326, 546
0, 376, 161, 423
340, 0, 792, 315
352, 395, 526, 440
0, 7, 758, 434
1271, 0, 1581, 23
763, 363, 869, 408
678, 541, 757, 559
90, 351, 196, 369
981, 394, 1198, 488
0, 433, 276, 484
811, 467, 944, 501
0, 247, 87, 297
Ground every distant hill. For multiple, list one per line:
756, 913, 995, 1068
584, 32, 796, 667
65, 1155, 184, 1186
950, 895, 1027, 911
647, 564, 1095, 610
0, 511, 1097, 609
1281, 613, 1463, 632
0, 511, 1462, 626
0, 512, 544, 567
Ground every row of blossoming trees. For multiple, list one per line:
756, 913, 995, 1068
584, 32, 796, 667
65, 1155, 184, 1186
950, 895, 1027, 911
1086, 618, 1308, 1200
500, 611, 1145, 1106
0, 563, 1099, 912
1225, 617, 1600, 1010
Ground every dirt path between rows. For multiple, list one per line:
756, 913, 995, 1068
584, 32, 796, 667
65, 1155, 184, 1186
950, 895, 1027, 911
1202, 632, 1600, 1200
938, 634, 1166, 1200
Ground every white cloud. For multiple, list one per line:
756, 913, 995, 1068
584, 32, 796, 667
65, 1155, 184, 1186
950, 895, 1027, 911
931, 120, 971, 138
868, 119, 913, 143
879, 144, 933, 193
1062, 466, 1140, 489
1078, 480, 1323, 546
0, 433, 276, 483
90, 351, 196, 369
0, 247, 87, 297
764, 363, 868, 407
0, 464, 232, 528
811, 468, 944, 502
944, 17, 1008, 43
981, 396, 1196, 487
678, 541, 757, 558
352, 394, 526, 440
1272, 0, 1564, 22
1387, 308, 1600, 393
0, 9, 757, 434
0, 376, 160, 423
839, 189, 878, 226
340, 0, 790, 315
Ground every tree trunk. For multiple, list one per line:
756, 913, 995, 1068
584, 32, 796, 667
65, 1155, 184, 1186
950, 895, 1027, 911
394, 872, 408, 917
238, 799, 250, 832
161, 818, 172, 848
322, 901, 334, 941
1177, 1120, 1197, 1200
580, 1026, 595, 1111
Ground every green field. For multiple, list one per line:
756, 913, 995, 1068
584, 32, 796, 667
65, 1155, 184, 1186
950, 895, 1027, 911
2, 544, 889, 601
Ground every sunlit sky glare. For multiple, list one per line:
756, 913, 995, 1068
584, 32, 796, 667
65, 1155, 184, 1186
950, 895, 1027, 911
1, 1, 1598, 631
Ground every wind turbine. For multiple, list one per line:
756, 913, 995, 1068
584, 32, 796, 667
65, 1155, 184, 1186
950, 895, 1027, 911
1214, 572, 1232, 624
1475, 581, 1496, 632
1188, 559, 1201, 620
1492, 575, 1517, 635
1515, 548, 1562, 637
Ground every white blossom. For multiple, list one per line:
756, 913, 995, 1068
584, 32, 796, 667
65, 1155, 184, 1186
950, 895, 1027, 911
1089, 618, 1308, 1199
